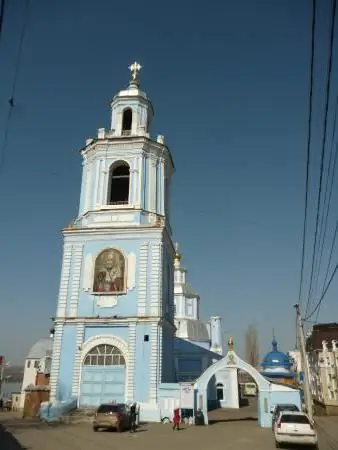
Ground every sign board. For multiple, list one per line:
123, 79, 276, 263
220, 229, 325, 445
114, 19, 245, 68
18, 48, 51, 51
179, 383, 194, 409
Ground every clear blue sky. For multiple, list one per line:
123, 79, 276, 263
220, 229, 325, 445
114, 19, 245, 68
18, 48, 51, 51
0, 0, 337, 364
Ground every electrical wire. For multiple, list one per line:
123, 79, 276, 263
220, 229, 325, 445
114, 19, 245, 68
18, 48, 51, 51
0, 0, 6, 43
298, 0, 317, 315
311, 96, 338, 305
305, 0, 337, 318
305, 260, 338, 321
0, 0, 30, 176
315, 218, 338, 322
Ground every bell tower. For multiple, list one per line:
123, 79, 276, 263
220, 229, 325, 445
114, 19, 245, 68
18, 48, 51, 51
76, 62, 173, 230
50, 63, 176, 410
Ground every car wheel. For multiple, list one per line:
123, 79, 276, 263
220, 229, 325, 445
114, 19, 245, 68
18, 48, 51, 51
161, 417, 170, 424
275, 441, 281, 448
93, 427, 98, 432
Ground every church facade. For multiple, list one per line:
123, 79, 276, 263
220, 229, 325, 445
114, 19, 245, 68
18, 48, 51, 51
49, 63, 222, 420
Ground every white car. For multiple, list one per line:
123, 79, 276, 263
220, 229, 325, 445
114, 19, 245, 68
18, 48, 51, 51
274, 411, 318, 448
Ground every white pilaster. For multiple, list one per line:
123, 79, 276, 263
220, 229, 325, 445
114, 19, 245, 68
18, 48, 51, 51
150, 159, 157, 212
147, 157, 152, 211
160, 158, 165, 216
149, 323, 159, 402
57, 244, 72, 317
150, 243, 163, 316
49, 323, 64, 401
71, 322, 85, 397
126, 323, 136, 402
99, 159, 106, 205
84, 160, 93, 212
94, 159, 101, 207
137, 243, 149, 316
135, 155, 142, 208
68, 245, 84, 316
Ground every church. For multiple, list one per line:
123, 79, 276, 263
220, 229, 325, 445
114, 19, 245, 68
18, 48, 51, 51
48, 63, 224, 421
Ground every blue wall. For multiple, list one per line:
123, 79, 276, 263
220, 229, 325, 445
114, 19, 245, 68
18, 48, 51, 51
134, 323, 152, 402
162, 326, 175, 383
84, 325, 129, 343
58, 324, 77, 401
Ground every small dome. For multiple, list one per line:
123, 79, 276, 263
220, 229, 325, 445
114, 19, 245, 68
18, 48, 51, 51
27, 338, 52, 359
261, 337, 292, 371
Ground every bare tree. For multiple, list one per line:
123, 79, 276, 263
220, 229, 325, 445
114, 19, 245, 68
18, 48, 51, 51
245, 325, 260, 368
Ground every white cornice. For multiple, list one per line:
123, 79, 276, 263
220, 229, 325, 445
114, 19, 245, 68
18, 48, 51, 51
80, 137, 174, 171
54, 316, 167, 325
62, 226, 164, 239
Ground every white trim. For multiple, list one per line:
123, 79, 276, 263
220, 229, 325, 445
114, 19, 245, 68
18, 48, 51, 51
77, 334, 129, 405
57, 244, 72, 317
71, 323, 85, 396
136, 155, 142, 208
137, 243, 149, 316
85, 161, 93, 213
94, 159, 101, 206
49, 323, 64, 401
69, 244, 84, 316
126, 323, 136, 401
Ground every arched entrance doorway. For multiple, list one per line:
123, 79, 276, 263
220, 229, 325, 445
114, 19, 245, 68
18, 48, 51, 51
79, 335, 128, 407
195, 338, 301, 427
195, 338, 269, 427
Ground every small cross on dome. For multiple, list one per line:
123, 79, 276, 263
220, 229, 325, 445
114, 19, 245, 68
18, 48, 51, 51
129, 61, 142, 81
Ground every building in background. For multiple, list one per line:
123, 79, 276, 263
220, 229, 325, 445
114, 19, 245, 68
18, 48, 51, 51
306, 323, 338, 416
288, 349, 304, 384
173, 243, 224, 355
20, 338, 52, 409
260, 336, 296, 385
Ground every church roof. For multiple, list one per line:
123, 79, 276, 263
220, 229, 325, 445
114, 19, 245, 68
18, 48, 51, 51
175, 318, 210, 342
182, 282, 198, 297
27, 338, 53, 360
261, 337, 292, 371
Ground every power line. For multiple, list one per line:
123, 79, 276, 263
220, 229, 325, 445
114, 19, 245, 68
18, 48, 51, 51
0, 0, 30, 176
311, 96, 338, 305
315, 214, 338, 322
0, 0, 6, 43
305, 0, 337, 318
305, 261, 338, 321
298, 0, 317, 315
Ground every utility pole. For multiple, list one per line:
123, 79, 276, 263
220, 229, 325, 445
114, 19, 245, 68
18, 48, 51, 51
294, 304, 313, 423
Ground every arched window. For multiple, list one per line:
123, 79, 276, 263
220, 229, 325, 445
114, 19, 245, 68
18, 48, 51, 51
83, 344, 125, 366
93, 249, 125, 293
122, 108, 132, 135
109, 162, 130, 205
216, 382, 224, 401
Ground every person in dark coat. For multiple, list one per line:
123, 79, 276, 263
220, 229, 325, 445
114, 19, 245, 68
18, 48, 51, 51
129, 402, 137, 432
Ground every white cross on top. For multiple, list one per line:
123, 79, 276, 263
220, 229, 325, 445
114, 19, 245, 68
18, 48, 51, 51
129, 61, 142, 81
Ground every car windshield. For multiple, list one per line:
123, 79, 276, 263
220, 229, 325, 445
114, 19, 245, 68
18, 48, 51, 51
278, 404, 299, 412
281, 414, 310, 424
97, 404, 118, 413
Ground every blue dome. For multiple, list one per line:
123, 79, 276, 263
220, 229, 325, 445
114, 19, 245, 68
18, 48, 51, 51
261, 337, 292, 371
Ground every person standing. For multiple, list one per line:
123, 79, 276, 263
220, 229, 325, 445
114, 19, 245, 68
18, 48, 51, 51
129, 402, 137, 432
172, 408, 180, 431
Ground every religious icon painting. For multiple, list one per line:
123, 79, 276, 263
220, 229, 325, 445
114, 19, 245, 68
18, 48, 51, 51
93, 249, 125, 294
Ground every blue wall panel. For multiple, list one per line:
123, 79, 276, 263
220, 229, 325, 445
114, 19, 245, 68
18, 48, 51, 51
134, 323, 152, 402
58, 324, 77, 401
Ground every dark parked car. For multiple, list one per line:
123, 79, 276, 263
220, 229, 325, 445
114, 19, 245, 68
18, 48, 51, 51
271, 403, 300, 429
93, 403, 130, 432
